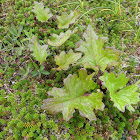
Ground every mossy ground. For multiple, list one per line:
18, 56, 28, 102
0, 0, 140, 140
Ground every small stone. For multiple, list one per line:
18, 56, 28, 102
127, 136, 132, 140
130, 130, 137, 135
128, 119, 133, 123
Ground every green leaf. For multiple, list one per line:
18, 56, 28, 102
33, 63, 39, 70
76, 25, 120, 71
18, 25, 23, 36
28, 36, 50, 64
5, 35, 13, 43
19, 66, 30, 79
78, 69, 97, 91
0, 41, 2, 51
15, 40, 22, 47
40, 71, 50, 75
39, 64, 45, 71
47, 28, 78, 47
9, 24, 23, 38
41, 69, 104, 121
9, 23, 18, 37
39, 72, 41, 78
32, 1, 53, 22
31, 71, 38, 77
55, 49, 82, 70
100, 72, 140, 112
57, 11, 79, 29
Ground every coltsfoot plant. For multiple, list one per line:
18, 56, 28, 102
30, 1, 140, 121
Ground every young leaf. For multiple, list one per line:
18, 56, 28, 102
32, 1, 53, 22
41, 69, 104, 121
33, 63, 39, 70
18, 25, 23, 36
39, 64, 45, 71
76, 25, 120, 71
19, 66, 30, 79
47, 28, 78, 47
8, 24, 23, 39
9, 23, 18, 37
100, 72, 140, 112
40, 71, 50, 75
56, 11, 79, 29
39, 65, 50, 75
31, 71, 38, 77
28, 36, 50, 64
55, 49, 82, 70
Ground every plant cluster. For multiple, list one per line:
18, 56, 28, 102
0, 0, 140, 139
28, 1, 139, 121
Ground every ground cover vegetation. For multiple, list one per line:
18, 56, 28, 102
0, 0, 140, 140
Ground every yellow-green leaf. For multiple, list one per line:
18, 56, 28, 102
47, 28, 78, 47
41, 69, 104, 121
28, 36, 50, 64
57, 11, 79, 29
100, 72, 140, 112
32, 1, 53, 22
55, 49, 82, 70
76, 25, 120, 71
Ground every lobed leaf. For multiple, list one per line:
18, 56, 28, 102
100, 72, 140, 112
76, 25, 120, 71
32, 1, 53, 22
78, 69, 97, 91
57, 11, 79, 29
41, 69, 104, 121
47, 28, 78, 47
28, 36, 50, 64
55, 49, 82, 70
